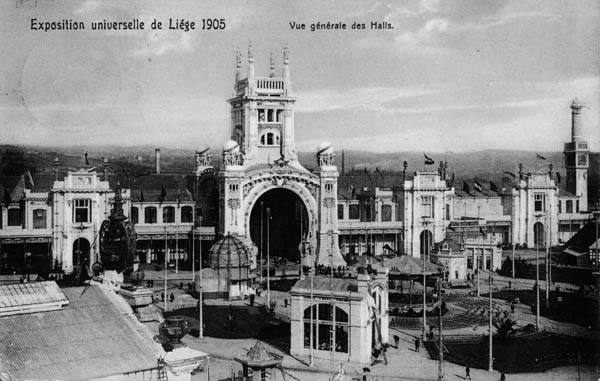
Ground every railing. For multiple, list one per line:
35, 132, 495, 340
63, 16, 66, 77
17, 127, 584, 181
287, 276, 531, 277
256, 78, 284, 90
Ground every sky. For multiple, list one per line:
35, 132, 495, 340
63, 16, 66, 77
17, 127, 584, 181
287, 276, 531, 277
0, 0, 598, 153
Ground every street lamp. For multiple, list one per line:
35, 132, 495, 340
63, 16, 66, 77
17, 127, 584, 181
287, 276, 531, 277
260, 201, 264, 285
534, 214, 542, 330
266, 207, 271, 308
422, 217, 431, 340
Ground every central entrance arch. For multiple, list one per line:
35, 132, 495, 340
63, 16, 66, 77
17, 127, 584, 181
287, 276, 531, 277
249, 188, 309, 263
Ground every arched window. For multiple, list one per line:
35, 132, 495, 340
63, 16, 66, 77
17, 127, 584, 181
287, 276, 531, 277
259, 131, 280, 146
181, 206, 193, 223
163, 206, 175, 223
145, 207, 157, 224
32, 209, 47, 229
303, 304, 348, 353
130, 207, 139, 224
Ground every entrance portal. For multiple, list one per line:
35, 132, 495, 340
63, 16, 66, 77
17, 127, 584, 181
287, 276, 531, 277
72, 238, 90, 268
249, 188, 309, 263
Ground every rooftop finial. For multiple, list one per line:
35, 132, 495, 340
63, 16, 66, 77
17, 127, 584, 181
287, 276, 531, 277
234, 46, 242, 83
282, 45, 290, 85
283, 45, 289, 64
269, 50, 275, 78
248, 41, 254, 63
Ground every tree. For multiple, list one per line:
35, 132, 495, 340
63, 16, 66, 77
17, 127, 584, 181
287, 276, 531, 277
493, 310, 517, 339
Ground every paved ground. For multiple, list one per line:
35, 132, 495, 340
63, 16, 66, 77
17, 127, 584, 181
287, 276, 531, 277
139, 269, 598, 380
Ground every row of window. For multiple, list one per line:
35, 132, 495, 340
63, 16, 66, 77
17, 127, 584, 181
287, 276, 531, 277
258, 108, 283, 123
131, 206, 194, 224
337, 204, 394, 221
559, 199, 580, 214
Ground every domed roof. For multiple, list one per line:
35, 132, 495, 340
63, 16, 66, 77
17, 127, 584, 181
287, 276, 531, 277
223, 140, 240, 153
209, 234, 250, 270
317, 141, 334, 155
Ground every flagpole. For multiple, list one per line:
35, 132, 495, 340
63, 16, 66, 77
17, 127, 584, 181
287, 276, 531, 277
164, 226, 168, 313
488, 229, 493, 373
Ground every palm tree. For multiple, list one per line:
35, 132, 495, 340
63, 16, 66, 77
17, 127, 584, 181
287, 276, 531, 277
493, 310, 517, 339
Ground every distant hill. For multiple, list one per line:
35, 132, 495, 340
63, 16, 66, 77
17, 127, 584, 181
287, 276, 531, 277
1, 145, 598, 204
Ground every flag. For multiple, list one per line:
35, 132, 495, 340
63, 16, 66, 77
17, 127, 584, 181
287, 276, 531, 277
176, 189, 181, 207
84, 151, 89, 166
473, 180, 483, 193
536, 154, 546, 160
504, 171, 516, 178
489, 181, 500, 193
158, 185, 167, 203
424, 153, 435, 165
375, 167, 384, 180
555, 172, 561, 184
462, 181, 470, 194
479, 227, 486, 236
139, 189, 145, 202
447, 225, 456, 232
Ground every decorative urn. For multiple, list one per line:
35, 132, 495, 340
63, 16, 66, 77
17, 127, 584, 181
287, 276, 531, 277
159, 316, 190, 345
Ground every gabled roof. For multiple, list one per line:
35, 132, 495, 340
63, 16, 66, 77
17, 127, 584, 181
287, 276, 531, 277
377, 255, 441, 275
124, 174, 194, 203
292, 276, 358, 293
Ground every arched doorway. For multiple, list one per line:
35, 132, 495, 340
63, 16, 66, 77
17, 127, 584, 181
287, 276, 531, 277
72, 238, 91, 268
419, 230, 433, 256
249, 188, 309, 263
533, 222, 545, 247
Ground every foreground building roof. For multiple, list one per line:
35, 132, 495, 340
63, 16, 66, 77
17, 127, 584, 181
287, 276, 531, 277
0, 283, 159, 380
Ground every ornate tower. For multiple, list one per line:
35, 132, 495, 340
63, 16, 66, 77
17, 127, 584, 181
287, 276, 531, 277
228, 44, 300, 169
564, 98, 589, 211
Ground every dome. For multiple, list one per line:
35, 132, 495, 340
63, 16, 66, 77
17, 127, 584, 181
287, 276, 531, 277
197, 146, 210, 155
223, 140, 240, 153
209, 234, 250, 271
317, 141, 334, 155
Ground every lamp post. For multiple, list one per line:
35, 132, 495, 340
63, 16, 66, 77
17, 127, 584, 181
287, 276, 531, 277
164, 226, 168, 313
437, 275, 444, 381
260, 201, 264, 285
422, 217, 431, 340
266, 207, 271, 308
488, 229, 494, 373
534, 214, 541, 331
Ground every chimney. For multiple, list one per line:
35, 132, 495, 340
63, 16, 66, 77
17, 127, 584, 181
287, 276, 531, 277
155, 149, 161, 174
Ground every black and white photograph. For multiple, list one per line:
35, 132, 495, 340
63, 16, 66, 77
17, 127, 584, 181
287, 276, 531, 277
0, 1, 598, 380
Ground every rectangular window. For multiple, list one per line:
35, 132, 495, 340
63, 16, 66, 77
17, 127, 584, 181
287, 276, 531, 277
267, 109, 274, 122
349, 204, 359, 219
558, 201, 562, 214
33, 209, 47, 229
566, 200, 573, 213
337, 204, 344, 220
577, 155, 587, 166
534, 193, 546, 212
421, 196, 433, 218
163, 206, 175, 223
258, 109, 265, 122
576, 200, 580, 213
381, 204, 392, 222
7, 208, 22, 227
73, 199, 91, 223
131, 207, 139, 224
145, 207, 157, 223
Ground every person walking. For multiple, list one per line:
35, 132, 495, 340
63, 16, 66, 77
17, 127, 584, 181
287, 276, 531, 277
500, 372, 506, 380
465, 364, 471, 380
414, 337, 420, 352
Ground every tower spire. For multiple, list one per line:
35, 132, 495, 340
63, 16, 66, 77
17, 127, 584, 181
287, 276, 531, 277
269, 50, 275, 78
247, 41, 255, 82
235, 46, 242, 83
282, 45, 291, 94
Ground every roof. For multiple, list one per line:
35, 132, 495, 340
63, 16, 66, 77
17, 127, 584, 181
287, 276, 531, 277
377, 255, 441, 275
234, 340, 281, 368
292, 276, 358, 293
0, 284, 159, 380
562, 220, 599, 254
0, 281, 68, 317
125, 174, 194, 203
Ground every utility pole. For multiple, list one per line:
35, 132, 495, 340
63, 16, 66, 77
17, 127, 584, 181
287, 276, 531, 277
488, 229, 494, 373
535, 215, 541, 331
164, 227, 168, 313
198, 217, 203, 339
260, 201, 264, 285
545, 214, 550, 310
438, 277, 444, 381
422, 218, 430, 340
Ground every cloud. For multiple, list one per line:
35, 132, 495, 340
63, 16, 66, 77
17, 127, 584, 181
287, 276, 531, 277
74, 0, 101, 15
295, 87, 439, 113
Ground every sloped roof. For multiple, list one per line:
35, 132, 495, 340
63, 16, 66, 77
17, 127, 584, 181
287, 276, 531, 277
234, 340, 281, 368
125, 174, 194, 203
562, 220, 599, 254
292, 276, 358, 293
377, 255, 441, 275
0, 285, 158, 380
0, 281, 68, 316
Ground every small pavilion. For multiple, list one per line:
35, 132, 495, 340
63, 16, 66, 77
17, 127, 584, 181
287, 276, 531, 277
234, 340, 282, 380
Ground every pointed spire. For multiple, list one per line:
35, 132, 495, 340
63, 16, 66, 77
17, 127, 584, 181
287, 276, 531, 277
269, 50, 275, 78
282, 45, 290, 81
247, 41, 255, 81
235, 46, 242, 82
